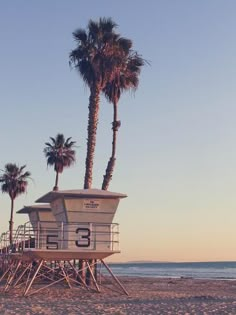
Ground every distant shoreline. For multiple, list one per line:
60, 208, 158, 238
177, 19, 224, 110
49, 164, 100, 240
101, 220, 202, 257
106, 261, 236, 280
108, 260, 236, 264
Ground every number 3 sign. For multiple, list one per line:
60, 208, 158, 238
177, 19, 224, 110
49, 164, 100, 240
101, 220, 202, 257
75, 228, 91, 247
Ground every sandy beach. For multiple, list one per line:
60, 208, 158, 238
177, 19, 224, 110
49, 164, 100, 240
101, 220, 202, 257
0, 277, 235, 314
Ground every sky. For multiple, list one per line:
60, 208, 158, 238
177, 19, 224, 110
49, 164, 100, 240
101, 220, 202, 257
0, 0, 236, 262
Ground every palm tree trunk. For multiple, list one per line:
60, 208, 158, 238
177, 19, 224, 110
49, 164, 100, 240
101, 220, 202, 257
54, 171, 59, 191
102, 101, 118, 190
9, 198, 14, 246
84, 85, 100, 283
84, 85, 100, 189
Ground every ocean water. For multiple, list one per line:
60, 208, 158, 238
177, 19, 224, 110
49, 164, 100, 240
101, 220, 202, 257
108, 261, 236, 280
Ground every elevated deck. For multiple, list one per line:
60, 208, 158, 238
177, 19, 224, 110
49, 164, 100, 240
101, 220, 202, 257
17, 249, 120, 260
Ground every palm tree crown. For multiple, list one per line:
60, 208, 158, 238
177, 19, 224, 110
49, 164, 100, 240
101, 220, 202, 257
101, 53, 144, 190
44, 133, 76, 191
103, 53, 144, 105
69, 17, 133, 189
0, 163, 31, 245
70, 18, 132, 90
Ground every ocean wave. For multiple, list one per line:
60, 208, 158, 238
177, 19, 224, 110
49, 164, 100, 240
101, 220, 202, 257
107, 262, 236, 280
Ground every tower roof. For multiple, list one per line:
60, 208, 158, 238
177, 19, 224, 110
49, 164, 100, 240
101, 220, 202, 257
17, 204, 51, 214
36, 189, 127, 203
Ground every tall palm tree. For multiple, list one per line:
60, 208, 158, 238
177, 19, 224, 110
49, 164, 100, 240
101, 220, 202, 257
44, 133, 76, 191
102, 53, 144, 190
0, 163, 31, 245
69, 17, 132, 189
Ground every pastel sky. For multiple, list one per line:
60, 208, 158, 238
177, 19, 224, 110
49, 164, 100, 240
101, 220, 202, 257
0, 0, 236, 262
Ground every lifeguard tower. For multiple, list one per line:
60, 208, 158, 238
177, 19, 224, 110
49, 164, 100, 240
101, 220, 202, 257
16, 204, 58, 250
35, 189, 125, 256
0, 189, 128, 296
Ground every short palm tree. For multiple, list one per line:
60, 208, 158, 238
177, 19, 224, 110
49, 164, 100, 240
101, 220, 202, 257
101, 53, 144, 190
44, 133, 76, 191
0, 163, 31, 245
69, 17, 132, 189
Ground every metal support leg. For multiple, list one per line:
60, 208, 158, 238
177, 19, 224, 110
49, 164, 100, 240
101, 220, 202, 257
101, 259, 129, 295
58, 261, 72, 289
68, 261, 89, 290
86, 260, 100, 292
14, 261, 32, 287
26, 261, 76, 296
0, 262, 13, 284
4, 260, 22, 291
24, 259, 44, 296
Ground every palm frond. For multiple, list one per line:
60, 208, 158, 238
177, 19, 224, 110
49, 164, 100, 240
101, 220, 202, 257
72, 29, 87, 44
44, 134, 77, 175
0, 163, 31, 199
118, 38, 133, 54
99, 17, 117, 33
